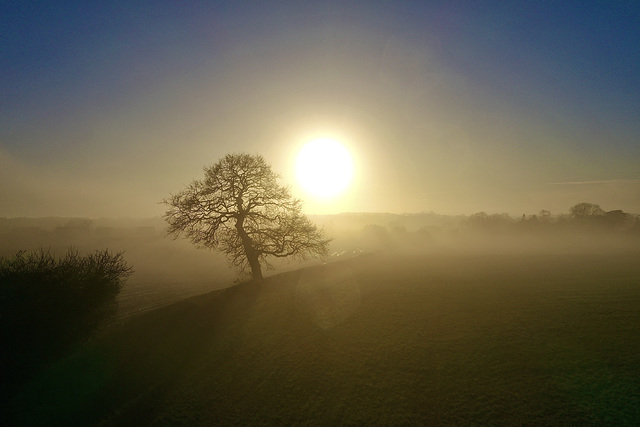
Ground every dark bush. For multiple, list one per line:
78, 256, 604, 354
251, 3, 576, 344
0, 248, 132, 396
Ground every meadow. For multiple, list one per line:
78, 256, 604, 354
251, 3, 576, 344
6, 250, 640, 425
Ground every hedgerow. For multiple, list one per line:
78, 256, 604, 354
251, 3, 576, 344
0, 248, 132, 395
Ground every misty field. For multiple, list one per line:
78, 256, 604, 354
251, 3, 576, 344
7, 251, 640, 425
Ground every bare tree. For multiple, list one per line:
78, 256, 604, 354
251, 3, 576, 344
569, 202, 604, 219
163, 153, 330, 281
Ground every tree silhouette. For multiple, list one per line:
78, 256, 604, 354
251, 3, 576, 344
163, 153, 330, 281
569, 202, 604, 219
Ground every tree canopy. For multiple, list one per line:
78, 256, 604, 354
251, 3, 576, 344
163, 153, 330, 281
569, 202, 605, 219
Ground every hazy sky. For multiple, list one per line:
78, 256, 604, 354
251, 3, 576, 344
2, 1, 639, 217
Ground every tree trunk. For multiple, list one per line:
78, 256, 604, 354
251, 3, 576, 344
235, 217, 263, 282
246, 248, 263, 282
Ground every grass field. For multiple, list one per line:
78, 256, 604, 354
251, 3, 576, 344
7, 251, 640, 425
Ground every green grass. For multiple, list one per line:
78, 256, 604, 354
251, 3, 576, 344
7, 252, 640, 425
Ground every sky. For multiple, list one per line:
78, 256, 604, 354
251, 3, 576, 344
2, 1, 640, 217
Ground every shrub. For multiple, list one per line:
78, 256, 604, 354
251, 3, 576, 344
0, 248, 132, 394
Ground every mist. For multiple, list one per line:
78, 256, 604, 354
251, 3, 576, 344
2, 203, 638, 318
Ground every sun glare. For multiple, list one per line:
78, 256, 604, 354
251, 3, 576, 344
295, 138, 354, 200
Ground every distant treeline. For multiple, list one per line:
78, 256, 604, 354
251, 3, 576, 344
311, 203, 640, 257
467, 203, 639, 233
1, 203, 638, 261
0, 217, 165, 253
1, 203, 636, 241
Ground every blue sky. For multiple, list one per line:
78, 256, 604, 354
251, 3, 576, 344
1, 1, 639, 216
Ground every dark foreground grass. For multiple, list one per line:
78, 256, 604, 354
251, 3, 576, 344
7, 251, 640, 425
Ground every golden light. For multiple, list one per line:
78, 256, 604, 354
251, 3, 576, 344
295, 137, 354, 200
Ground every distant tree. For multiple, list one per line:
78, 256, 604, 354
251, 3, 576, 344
569, 202, 604, 219
468, 211, 489, 227
163, 153, 330, 281
538, 210, 551, 220
468, 212, 512, 231
604, 209, 631, 231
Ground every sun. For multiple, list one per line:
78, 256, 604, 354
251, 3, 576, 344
295, 137, 354, 199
